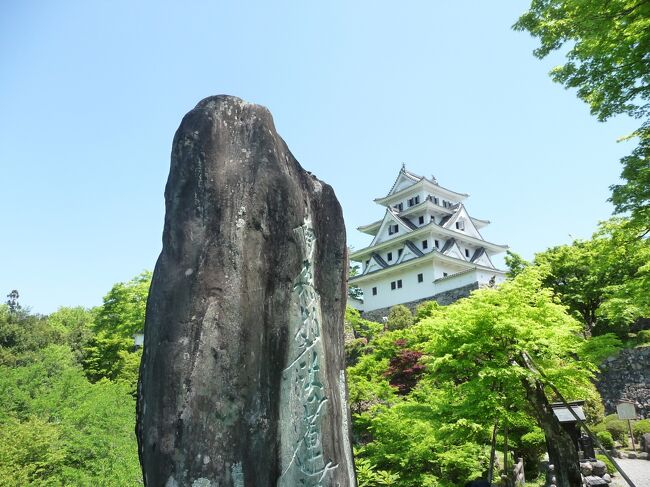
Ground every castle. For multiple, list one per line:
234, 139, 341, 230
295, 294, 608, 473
349, 165, 508, 317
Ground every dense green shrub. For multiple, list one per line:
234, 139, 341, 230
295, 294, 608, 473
603, 414, 628, 442
519, 428, 547, 477
596, 430, 614, 449
632, 419, 650, 443
386, 305, 414, 331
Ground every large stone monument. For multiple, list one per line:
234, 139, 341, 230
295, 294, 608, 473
137, 96, 355, 486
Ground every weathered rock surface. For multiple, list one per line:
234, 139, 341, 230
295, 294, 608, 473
596, 347, 650, 418
584, 475, 608, 486
137, 95, 355, 486
591, 460, 607, 477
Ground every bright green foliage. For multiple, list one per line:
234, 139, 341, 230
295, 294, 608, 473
355, 456, 401, 487
578, 334, 623, 365
386, 304, 414, 331
519, 428, 547, 472
83, 271, 151, 385
0, 280, 148, 486
348, 268, 600, 485
47, 306, 96, 366
514, 0, 650, 232
610, 136, 650, 235
346, 307, 384, 341
633, 419, 650, 442
344, 307, 384, 366
596, 430, 615, 449
95, 271, 151, 337
504, 250, 530, 279
601, 414, 628, 442
83, 333, 141, 387
415, 300, 442, 321
0, 305, 64, 366
0, 416, 66, 485
0, 342, 141, 485
533, 219, 650, 336
514, 0, 650, 123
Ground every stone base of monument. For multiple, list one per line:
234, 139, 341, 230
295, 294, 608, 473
581, 460, 611, 485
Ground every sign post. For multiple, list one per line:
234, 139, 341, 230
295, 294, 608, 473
616, 402, 637, 452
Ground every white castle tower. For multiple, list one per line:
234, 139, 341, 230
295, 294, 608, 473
349, 165, 508, 314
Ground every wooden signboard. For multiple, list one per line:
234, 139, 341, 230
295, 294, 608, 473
616, 402, 638, 452
616, 402, 636, 420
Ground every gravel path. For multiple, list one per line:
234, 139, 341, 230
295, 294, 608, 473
611, 458, 650, 487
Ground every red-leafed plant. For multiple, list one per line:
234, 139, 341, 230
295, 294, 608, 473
384, 340, 426, 395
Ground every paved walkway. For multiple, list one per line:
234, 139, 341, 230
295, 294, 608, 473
611, 458, 650, 487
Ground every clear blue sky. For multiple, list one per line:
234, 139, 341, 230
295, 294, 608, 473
0, 1, 638, 314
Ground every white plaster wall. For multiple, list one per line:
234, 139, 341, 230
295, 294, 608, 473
433, 269, 480, 294
347, 297, 364, 310
394, 178, 415, 193
433, 262, 468, 280
359, 263, 435, 311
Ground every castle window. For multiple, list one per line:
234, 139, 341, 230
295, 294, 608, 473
388, 224, 399, 235
465, 248, 470, 258
398, 248, 403, 258
417, 273, 423, 283
435, 240, 439, 248
418, 215, 424, 224
434, 197, 439, 205
422, 240, 428, 249
456, 220, 465, 230
391, 281, 396, 290
372, 287, 377, 296
397, 279, 402, 288
387, 252, 393, 261
407, 197, 414, 207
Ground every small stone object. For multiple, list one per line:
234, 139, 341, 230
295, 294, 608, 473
627, 451, 637, 459
136, 96, 355, 486
584, 475, 608, 486
602, 473, 612, 483
580, 462, 593, 476
642, 432, 650, 453
591, 460, 608, 476
638, 451, 648, 460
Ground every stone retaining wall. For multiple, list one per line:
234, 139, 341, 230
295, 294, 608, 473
361, 282, 479, 322
596, 347, 650, 418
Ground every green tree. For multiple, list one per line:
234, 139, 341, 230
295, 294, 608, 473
48, 306, 96, 366
0, 416, 66, 485
348, 268, 599, 486
386, 304, 414, 331
514, 0, 650, 233
83, 271, 151, 386
5, 290, 20, 313
0, 342, 142, 486
504, 250, 530, 279
95, 271, 151, 337
0, 304, 63, 366
533, 218, 650, 336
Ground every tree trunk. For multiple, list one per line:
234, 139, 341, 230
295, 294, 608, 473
522, 379, 582, 487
